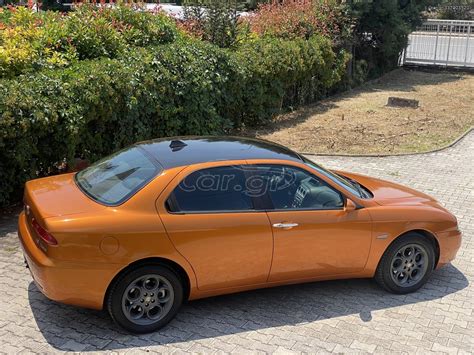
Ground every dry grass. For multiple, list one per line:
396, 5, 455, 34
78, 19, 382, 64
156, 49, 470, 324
241, 68, 474, 154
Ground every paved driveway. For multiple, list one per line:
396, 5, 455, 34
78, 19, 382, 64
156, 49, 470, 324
0, 132, 473, 354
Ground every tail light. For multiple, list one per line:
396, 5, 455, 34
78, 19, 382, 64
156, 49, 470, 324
31, 218, 58, 246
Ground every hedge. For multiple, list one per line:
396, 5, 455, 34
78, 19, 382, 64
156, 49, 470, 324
236, 35, 348, 126
0, 36, 347, 206
0, 6, 179, 78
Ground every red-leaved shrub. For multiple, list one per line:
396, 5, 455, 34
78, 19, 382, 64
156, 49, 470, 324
247, 0, 349, 42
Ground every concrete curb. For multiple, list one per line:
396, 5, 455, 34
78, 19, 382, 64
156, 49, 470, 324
301, 126, 474, 158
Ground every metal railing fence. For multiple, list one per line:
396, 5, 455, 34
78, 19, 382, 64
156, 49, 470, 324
401, 19, 474, 68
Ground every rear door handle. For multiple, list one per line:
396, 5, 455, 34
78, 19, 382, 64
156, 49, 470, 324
273, 223, 299, 229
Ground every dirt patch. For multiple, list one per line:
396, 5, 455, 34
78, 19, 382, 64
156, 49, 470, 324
240, 68, 474, 154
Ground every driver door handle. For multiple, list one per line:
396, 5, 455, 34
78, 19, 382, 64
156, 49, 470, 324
273, 222, 299, 229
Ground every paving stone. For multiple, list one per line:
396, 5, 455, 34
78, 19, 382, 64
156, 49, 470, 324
0, 131, 473, 353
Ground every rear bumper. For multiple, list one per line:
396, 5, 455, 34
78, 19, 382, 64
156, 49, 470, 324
436, 228, 462, 269
18, 212, 118, 310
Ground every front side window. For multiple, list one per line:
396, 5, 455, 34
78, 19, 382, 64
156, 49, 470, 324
76, 147, 161, 205
248, 165, 344, 210
302, 157, 372, 198
168, 166, 254, 213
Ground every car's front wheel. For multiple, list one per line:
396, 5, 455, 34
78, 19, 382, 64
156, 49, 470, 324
107, 265, 183, 333
375, 233, 435, 294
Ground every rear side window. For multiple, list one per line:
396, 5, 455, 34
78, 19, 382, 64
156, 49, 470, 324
76, 147, 161, 206
168, 166, 254, 213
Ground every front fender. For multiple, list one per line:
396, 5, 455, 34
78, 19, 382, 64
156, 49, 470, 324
361, 205, 459, 276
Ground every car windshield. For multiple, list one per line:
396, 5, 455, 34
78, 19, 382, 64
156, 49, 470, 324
75, 147, 161, 206
302, 157, 364, 198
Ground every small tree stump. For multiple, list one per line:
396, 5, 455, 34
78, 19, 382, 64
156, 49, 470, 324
387, 97, 419, 108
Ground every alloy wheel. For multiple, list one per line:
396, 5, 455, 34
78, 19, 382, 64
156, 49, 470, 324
390, 243, 429, 288
121, 274, 174, 325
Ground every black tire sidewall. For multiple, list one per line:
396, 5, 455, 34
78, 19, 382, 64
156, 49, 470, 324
108, 265, 183, 334
377, 234, 435, 294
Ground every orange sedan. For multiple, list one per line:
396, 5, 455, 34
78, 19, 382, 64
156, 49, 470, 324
18, 136, 461, 333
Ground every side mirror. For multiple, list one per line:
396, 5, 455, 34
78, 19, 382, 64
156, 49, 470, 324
345, 199, 357, 212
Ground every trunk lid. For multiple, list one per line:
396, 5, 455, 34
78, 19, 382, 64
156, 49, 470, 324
24, 173, 105, 221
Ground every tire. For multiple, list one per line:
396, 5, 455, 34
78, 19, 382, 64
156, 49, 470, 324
375, 233, 435, 294
107, 265, 183, 334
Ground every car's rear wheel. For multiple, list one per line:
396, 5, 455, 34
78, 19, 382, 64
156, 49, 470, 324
107, 265, 183, 333
375, 233, 435, 294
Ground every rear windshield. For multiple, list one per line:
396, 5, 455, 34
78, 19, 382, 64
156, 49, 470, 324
75, 147, 161, 205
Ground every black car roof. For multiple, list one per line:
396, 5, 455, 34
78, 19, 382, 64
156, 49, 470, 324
137, 136, 303, 169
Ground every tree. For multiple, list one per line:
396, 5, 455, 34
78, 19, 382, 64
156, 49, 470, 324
349, 0, 441, 77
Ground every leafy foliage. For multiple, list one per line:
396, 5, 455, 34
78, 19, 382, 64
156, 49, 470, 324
350, 0, 441, 77
0, 7, 12, 25
180, 0, 243, 48
236, 35, 348, 126
0, 40, 233, 204
246, 0, 351, 43
0, 35, 346, 205
0, 0, 434, 206
437, 3, 473, 20
0, 5, 179, 78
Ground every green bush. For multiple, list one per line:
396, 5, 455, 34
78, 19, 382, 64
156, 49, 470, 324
0, 0, 439, 207
350, 0, 438, 78
69, 5, 179, 54
0, 5, 179, 78
235, 35, 349, 126
0, 35, 346, 206
0, 8, 12, 25
0, 39, 239, 205
182, 0, 243, 48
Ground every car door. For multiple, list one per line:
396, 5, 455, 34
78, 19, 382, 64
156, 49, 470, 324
156, 162, 273, 291
246, 163, 372, 283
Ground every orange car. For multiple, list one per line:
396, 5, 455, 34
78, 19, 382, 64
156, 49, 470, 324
18, 136, 461, 333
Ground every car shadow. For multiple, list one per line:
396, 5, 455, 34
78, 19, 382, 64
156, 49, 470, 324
28, 264, 468, 351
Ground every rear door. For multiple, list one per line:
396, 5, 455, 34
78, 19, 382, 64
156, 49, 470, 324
156, 162, 273, 291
